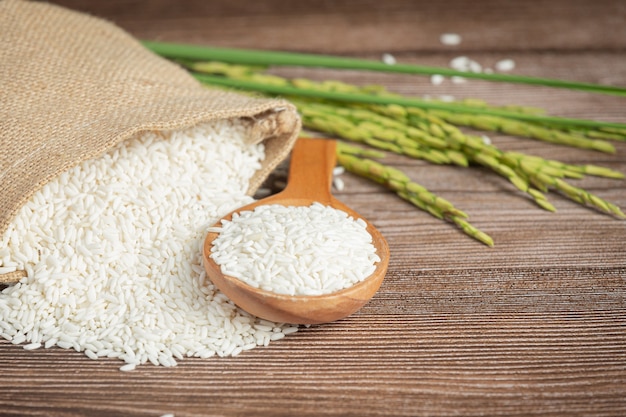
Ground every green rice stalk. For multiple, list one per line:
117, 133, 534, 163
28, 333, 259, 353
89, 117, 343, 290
585, 130, 626, 141
427, 110, 615, 153
335, 144, 494, 246
185, 60, 625, 220
361, 85, 620, 151
185, 60, 626, 139
144, 40, 626, 97
299, 95, 624, 216
501, 152, 625, 180
371, 105, 625, 213
538, 125, 626, 142
508, 166, 625, 218
597, 126, 626, 139
553, 179, 626, 218
191, 73, 626, 131
333, 141, 385, 159
295, 100, 463, 165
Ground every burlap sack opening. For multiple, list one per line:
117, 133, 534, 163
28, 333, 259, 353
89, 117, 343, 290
0, 0, 301, 283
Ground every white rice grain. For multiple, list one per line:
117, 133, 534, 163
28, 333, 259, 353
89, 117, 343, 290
119, 363, 136, 372
0, 119, 298, 369
495, 59, 516, 72
450, 56, 482, 73
332, 177, 345, 192
440, 33, 462, 46
210, 203, 381, 296
381, 53, 396, 65
430, 74, 445, 85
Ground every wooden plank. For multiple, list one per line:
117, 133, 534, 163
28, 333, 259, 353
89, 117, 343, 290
2, 0, 625, 416
52, 0, 626, 53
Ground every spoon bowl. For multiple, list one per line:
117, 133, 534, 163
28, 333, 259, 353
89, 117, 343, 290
202, 138, 389, 324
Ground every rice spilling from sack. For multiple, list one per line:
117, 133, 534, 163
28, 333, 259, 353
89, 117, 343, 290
0, 120, 298, 369
210, 203, 380, 296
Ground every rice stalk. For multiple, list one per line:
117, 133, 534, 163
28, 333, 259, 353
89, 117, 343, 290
336, 143, 494, 247
144, 40, 626, 97
176, 59, 626, 244
192, 73, 626, 131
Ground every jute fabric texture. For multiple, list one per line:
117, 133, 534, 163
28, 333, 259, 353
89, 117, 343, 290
0, 0, 301, 283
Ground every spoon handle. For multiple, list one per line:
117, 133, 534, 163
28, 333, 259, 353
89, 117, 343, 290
281, 138, 337, 202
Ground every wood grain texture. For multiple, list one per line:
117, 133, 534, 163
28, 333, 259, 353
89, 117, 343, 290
2, 0, 626, 416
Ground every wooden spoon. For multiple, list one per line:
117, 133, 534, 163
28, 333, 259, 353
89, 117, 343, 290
202, 138, 389, 324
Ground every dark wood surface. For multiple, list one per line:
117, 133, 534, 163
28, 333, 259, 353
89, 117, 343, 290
2, 1, 625, 416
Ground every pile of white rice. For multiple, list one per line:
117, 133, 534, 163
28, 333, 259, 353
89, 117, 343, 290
210, 203, 380, 296
0, 120, 297, 370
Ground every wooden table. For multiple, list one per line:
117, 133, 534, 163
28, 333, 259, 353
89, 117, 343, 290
2, 1, 625, 415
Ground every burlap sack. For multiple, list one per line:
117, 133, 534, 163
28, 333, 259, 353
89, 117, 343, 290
0, 1, 301, 283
